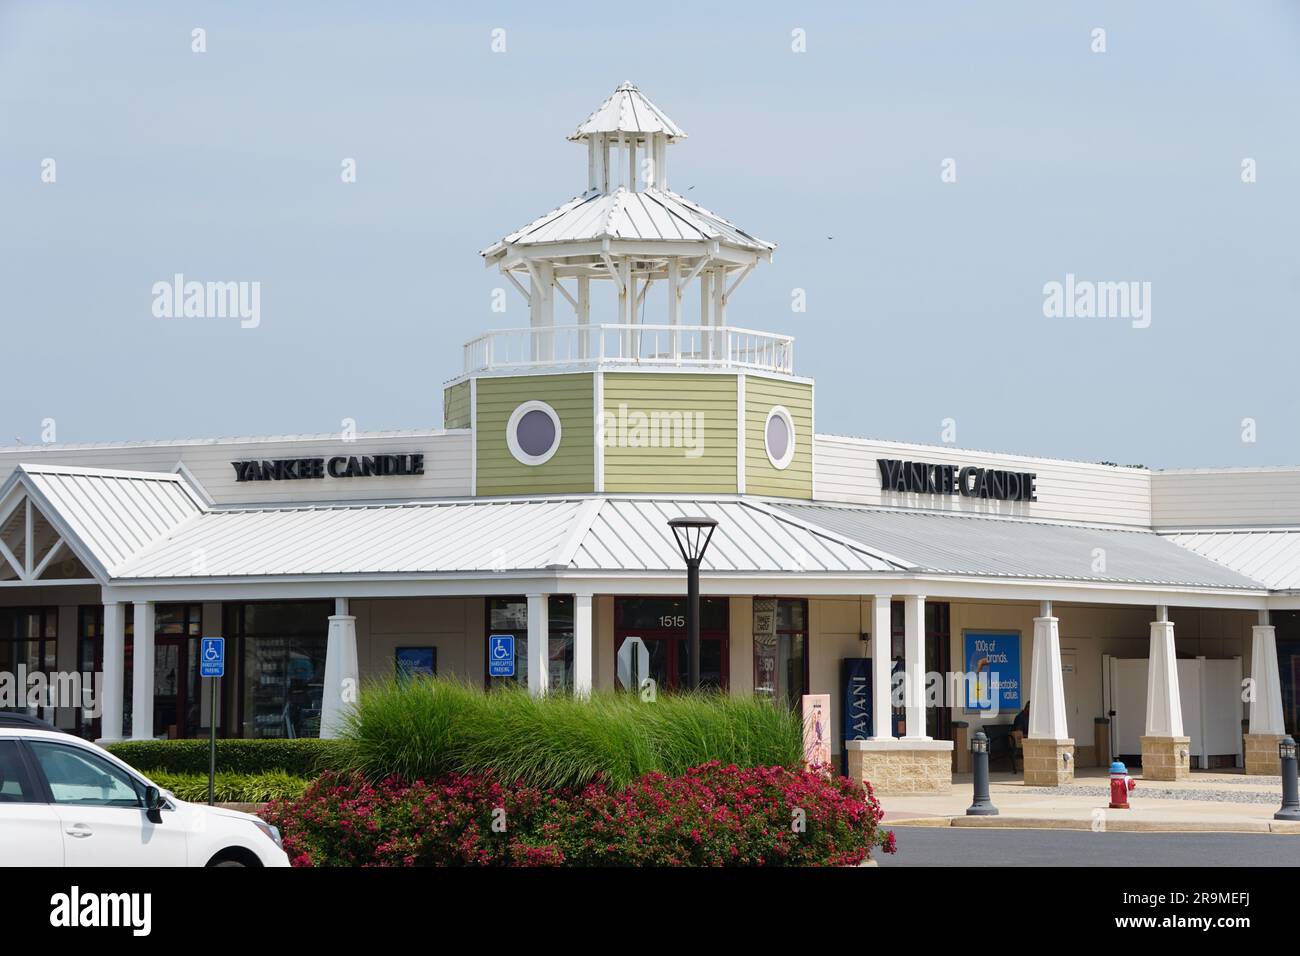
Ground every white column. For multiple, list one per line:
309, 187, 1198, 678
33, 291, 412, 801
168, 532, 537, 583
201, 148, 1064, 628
699, 270, 711, 359
1144, 606, 1184, 738
320, 597, 359, 739
902, 594, 929, 740
98, 602, 125, 743
527, 593, 549, 696
130, 602, 155, 740
618, 259, 633, 356
539, 261, 555, 361
711, 266, 726, 359
667, 258, 680, 361
870, 595, 893, 739
574, 594, 593, 698
1028, 602, 1069, 738
1249, 621, 1285, 735
577, 276, 591, 360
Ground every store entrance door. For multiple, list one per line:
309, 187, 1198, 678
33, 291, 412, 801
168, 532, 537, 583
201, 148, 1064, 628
614, 597, 729, 692
152, 635, 197, 739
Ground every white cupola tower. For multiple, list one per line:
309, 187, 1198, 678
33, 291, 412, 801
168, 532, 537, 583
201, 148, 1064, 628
479, 82, 778, 368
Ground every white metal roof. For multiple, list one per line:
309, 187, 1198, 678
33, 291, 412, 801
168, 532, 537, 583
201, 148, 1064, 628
8, 462, 1281, 595
570, 499, 902, 574
7, 464, 205, 578
1162, 530, 1300, 592
774, 502, 1265, 590
569, 82, 687, 142
110, 496, 901, 581
483, 187, 774, 258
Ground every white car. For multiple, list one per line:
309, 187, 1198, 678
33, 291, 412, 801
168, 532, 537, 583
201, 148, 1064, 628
0, 716, 290, 867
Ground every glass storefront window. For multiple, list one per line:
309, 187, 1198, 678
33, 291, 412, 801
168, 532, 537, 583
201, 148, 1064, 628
485, 596, 575, 693
226, 602, 330, 739
753, 598, 806, 709
0, 608, 58, 721
241, 636, 325, 738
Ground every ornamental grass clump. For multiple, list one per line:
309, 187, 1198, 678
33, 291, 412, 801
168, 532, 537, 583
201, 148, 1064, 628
334, 677, 804, 790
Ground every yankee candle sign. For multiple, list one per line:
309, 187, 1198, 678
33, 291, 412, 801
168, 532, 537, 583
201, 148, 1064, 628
231, 453, 425, 482
878, 458, 1037, 502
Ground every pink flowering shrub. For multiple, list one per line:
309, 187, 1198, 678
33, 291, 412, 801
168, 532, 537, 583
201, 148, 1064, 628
265, 762, 894, 867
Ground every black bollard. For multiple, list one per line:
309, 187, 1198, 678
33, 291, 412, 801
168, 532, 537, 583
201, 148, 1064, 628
967, 731, 999, 816
1277, 736, 1300, 822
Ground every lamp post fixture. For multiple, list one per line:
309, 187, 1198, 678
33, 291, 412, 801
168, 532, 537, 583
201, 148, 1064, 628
967, 731, 999, 816
668, 516, 718, 691
1277, 736, 1300, 822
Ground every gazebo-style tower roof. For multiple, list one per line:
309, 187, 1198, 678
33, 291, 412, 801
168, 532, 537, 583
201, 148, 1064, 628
475, 83, 783, 376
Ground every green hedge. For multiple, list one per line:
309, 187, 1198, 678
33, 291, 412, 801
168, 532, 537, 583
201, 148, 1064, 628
106, 739, 340, 777
150, 771, 311, 804
336, 678, 804, 791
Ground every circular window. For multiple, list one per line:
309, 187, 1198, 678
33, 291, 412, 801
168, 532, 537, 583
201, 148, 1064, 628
506, 400, 562, 466
764, 405, 796, 470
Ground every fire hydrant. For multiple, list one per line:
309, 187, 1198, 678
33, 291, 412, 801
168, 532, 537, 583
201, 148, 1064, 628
1108, 760, 1136, 809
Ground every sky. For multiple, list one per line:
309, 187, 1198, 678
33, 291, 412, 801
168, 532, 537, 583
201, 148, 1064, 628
1, 0, 1297, 469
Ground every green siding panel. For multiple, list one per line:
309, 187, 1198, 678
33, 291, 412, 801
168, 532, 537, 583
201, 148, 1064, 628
475, 373, 595, 495
603, 373, 738, 494
745, 375, 814, 499
443, 381, 471, 430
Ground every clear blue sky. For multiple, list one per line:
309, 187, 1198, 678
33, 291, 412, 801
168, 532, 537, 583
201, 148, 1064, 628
2, 0, 1297, 468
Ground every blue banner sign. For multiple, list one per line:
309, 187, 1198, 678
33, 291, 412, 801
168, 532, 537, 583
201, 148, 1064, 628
963, 631, 1021, 715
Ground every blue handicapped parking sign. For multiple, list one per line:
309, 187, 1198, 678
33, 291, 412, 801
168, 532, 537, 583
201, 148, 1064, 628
200, 637, 225, 678
488, 635, 515, 677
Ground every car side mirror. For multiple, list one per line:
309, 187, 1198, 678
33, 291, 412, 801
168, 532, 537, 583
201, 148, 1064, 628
144, 786, 164, 822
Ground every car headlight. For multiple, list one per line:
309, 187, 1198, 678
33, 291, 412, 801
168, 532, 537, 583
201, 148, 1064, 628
253, 819, 283, 849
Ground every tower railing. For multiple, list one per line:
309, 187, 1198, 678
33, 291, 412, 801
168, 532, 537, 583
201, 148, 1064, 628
462, 324, 795, 375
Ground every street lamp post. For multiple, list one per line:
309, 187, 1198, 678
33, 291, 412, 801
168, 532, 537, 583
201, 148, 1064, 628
668, 516, 718, 691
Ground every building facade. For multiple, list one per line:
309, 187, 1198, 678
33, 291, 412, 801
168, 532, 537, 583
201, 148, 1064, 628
2, 85, 1298, 792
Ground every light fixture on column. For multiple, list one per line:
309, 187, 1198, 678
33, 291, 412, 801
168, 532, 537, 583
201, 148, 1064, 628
1277, 736, 1300, 821
668, 516, 718, 691
967, 731, 998, 816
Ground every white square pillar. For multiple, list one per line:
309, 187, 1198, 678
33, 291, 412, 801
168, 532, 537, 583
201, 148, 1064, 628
130, 602, 155, 740
574, 594, 593, 697
1141, 607, 1191, 780
870, 594, 893, 739
97, 602, 126, 743
320, 597, 359, 739
527, 593, 549, 696
1144, 615, 1183, 738
902, 594, 929, 740
1248, 624, 1285, 735
1028, 611, 1069, 739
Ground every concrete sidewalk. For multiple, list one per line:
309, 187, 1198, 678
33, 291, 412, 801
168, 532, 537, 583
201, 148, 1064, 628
878, 768, 1300, 834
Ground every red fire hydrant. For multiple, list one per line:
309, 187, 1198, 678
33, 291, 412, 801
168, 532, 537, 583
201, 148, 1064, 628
1108, 761, 1136, 809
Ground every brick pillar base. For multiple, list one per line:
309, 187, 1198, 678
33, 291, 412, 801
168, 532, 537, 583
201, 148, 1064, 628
845, 739, 955, 795
1140, 735, 1191, 781
1244, 733, 1285, 776
1022, 737, 1075, 786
